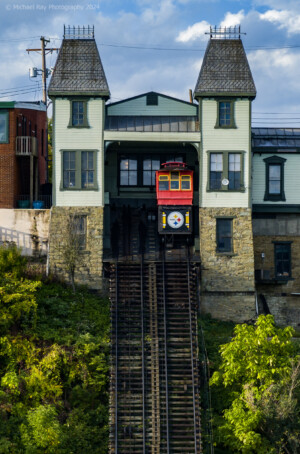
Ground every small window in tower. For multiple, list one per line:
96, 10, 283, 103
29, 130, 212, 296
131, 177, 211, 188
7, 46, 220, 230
69, 100, 89, 128
146, 93, 158, 106
216, 218, 233, 253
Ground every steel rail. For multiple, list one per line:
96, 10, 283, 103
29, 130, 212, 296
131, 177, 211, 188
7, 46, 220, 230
187, 248, 198, 454
140, 258, 146, 454
114, 262, 118, 453
162, 240, 170, 454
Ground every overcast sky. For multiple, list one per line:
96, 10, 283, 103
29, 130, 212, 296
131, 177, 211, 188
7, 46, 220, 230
1, 0, 300, 125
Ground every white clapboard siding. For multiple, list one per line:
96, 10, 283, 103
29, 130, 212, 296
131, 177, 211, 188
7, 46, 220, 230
107, 94, 197, 116
54, 98, 105, 207
252, 153, 300, 204
201, 99, 251, 208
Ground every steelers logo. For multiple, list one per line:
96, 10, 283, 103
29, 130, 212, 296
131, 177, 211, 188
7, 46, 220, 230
167, 211, 184, 229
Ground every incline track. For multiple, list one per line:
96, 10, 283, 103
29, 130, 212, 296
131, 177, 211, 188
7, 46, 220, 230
109, 255, 201, 453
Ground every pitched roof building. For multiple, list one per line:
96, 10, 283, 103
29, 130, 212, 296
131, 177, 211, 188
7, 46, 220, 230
194, 39, 256, 97
48, 38, 110, 97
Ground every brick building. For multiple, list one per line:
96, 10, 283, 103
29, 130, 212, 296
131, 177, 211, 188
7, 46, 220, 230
0, 101, 47, 208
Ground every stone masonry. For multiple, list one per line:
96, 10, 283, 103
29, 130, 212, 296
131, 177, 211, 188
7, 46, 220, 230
49, 206, 104, 290
254, 234, 300, 329
199, 207, 256, 322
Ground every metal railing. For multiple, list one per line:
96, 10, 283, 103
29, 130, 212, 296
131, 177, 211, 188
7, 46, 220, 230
16, 194, 52, 209
16, 136, 38, 156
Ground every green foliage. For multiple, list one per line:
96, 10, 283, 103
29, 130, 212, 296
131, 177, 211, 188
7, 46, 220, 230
0, 260, 110, 453
20, 405, 62, 453
209, 315, 300, 453
0, 244, 27, 277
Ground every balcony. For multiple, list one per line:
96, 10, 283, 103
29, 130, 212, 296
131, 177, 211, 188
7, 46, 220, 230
16, 136, 38, 157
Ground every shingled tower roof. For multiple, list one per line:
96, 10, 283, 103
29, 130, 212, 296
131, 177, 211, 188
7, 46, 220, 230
194, 38, 256, 98
48, 38, 110, 97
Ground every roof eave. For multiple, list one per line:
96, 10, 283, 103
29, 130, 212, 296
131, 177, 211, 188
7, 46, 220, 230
48, 90, 110, 99
194, 90, 256, 99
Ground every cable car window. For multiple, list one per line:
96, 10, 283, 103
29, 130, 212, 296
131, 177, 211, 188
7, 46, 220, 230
159, 175, 169, 190
170, 172, 180, 190
143, 159, 160, 186
181, 175, 191, 190
120, 158, 137, 186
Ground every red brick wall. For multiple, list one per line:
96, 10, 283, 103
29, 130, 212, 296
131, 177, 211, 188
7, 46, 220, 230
0, 106, 47, 208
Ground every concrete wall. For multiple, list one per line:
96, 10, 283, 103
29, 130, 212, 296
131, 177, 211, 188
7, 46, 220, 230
0, 208, 50, 256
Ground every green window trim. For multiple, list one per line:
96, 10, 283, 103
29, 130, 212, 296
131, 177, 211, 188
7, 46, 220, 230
273, 241, 292, 280
60, 149, 98, 190
0, 110, 9, 143
216, 217, 234, 253
215, 100, 236, 129
263, 155, 286, 201
207, 150, 245, 192
68, 99, 90, 128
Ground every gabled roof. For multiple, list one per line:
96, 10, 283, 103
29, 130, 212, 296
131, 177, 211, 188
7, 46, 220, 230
194, 39, 256, 98
48, 39, 110, 97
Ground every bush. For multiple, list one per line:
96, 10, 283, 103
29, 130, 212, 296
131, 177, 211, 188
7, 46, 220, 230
0, 244, 27, 277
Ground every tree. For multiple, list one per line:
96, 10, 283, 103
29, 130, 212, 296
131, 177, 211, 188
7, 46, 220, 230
58, 214, 83, 293
210, 315, 300, 453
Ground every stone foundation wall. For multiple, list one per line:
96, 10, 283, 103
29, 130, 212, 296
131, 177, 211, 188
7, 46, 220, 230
200, 292, 256, 323
199, 207, 256, 322
254, 234, 300, 329
49, 206, 104, 289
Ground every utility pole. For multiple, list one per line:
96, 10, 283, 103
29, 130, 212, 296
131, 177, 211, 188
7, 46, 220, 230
26, 37, 59, 185
26, 37, 59, 104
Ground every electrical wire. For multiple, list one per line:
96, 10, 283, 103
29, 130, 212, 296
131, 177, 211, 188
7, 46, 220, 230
0, 84, 41, 93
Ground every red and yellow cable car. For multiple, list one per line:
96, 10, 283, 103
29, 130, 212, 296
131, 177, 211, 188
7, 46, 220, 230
156, 162, 193, 234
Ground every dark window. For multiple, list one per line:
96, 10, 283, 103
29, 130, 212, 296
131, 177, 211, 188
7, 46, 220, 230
73, 216, 87, 249
72, 101, 84, 126
264, 156, 286, 201
81, 151, 94, 188
269, 164, 280, 194
120, 158, 137, 186
62, 150, 97, 190
159, 175, 169, 190
165, 156, 183, 163
69, 100, 89, 128
22, 117, 27, 136
228, 153, 241, 189
143, 158, 160, 186
146, 93, 158, 106
209, 151, 243, 191
0, 111, 9, 143
63, 151, 76, 188
216, 218, 233, 253
28, 121, 31, 136
274, 243, 291, 279
210, 153, 223, 189
219, 102, 231, 126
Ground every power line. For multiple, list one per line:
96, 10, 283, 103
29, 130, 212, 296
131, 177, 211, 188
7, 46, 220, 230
0, 84, 41, 93
0, 88, 41, 99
